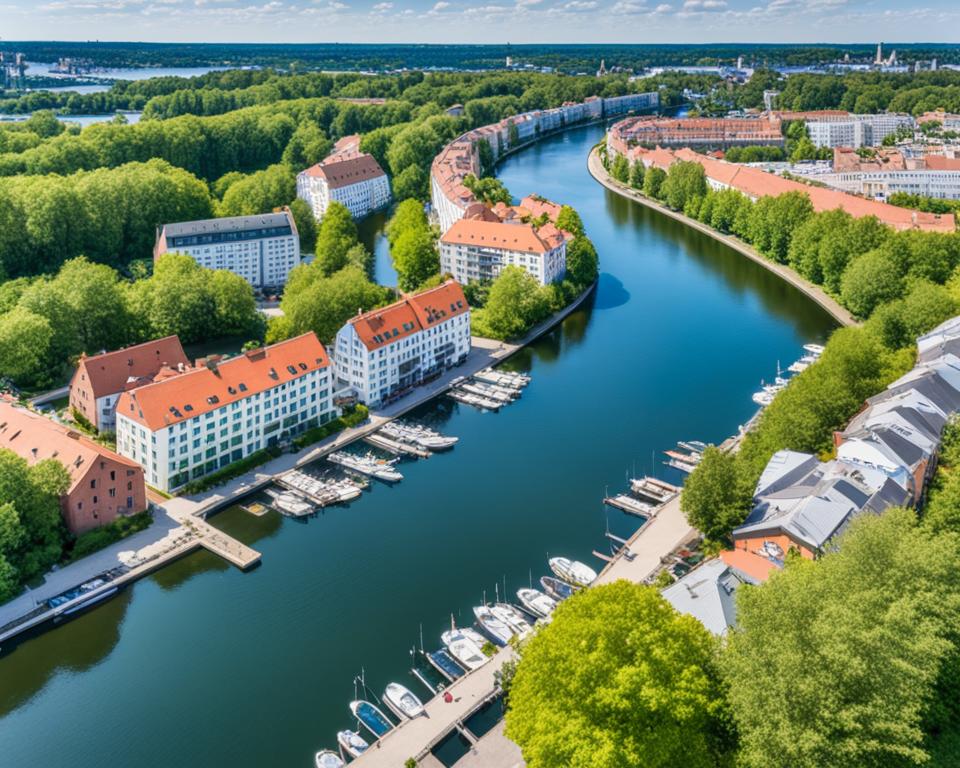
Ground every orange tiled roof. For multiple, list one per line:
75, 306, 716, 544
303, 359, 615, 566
440, 218, 564, 252
520, 195, 562, 222
301, 153, 386, 189
117, 333, 331, 431
349, 281, 468, 352
0, 402, 141, 489
924, 155, 960, 171
720, 549, 781, 583
72, 336, 190, 400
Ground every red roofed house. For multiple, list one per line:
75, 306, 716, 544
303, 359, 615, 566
296, 142, 391, 223
0, 402, 146, 534
333, 281, 470, 407
115, 333, 337, 492
70, 336, 191, 433
439, 218, 567, 286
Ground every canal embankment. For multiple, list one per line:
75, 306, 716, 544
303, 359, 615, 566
587, 147, 857, 330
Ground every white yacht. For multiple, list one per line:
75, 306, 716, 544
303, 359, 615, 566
383, 682, 425, 720
264, 489, 313, 517
516, 588, 558, 619
473, 605, 514, 646
548, 557, 597, 588
336, 730, 368, 759
491, 603, 533, 638
328, 452, 403, 483
441, 628, 489, 670
315, 750, 344, 768
803, 343, 825, 356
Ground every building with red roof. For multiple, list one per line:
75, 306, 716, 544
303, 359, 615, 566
296, 140, 391, 224
333, 281, 470, 407
0, 401, 146, 534
69, 336, 191, 433
115, 333, 336, 492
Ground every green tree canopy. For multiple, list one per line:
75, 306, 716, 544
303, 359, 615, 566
556, 205, 585, 238
662, 160, 707, 212
506, 581, 734, 768
642, 166, 667, 199
840, 249, 905, 318
477, 266, 550, 340
392, 228, 439, 292
681, 446, 753, 544
565, 236, 599, 287
314, 201, 361, 276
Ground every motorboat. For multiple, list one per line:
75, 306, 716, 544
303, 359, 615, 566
382, 682, 425, 720
752, 391, 775, 407
336, 730, 369, 759
473, 605, 514, 646
315, 750, 344, 768
329, 480, 363, 503
548, 557, 597, 587
328, 452, 403, 483
517, 588, 558, 619
380, 421, 458, 451
540, 575, 579, 601
788, 360, 810, 374
491, 603, 533, 638
426, 648, 466, 681
441, 628, 489, 671
264, 488, 313, 517
448, 389, 501, 411
803, 343, 825, 356
349, 700, 393, 738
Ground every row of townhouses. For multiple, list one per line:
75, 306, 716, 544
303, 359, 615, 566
663, 316, 960, 636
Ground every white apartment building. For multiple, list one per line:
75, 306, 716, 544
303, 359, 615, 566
807, 113, 914, 148
439, 219, 567, 286
297, 152, 391, 222
814, 168, 960, 201
334, 282, 471, 407
115, 334, 337, 492
154, 208, 300, 290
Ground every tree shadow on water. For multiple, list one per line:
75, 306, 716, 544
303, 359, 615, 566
593, 272, 630, 311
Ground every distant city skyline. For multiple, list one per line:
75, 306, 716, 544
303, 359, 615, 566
3, 0, 960, 46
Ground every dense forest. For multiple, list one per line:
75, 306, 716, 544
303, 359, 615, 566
4, 42, 960, 74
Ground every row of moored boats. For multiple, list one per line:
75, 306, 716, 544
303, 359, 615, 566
314, 555, 598, 767
751, 343, 824, 408
448, 368, 530, 412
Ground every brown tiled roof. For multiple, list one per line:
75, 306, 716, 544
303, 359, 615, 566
117, 333, 331, 431
72, 336, 190, 400
301, 153, 386, 189
0, 402, 141, 489
348, 281, 468, 352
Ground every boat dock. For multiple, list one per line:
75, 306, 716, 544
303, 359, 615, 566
364, 432, 431, 458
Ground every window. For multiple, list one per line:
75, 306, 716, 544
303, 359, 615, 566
90, 479, 96, 489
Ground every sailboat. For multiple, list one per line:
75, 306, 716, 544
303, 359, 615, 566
349, 700, 393, 738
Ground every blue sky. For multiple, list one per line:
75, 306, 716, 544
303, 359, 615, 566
3, 0, 959, 45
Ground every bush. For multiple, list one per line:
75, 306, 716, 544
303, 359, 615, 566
67, 510, 152, 561
292, 404, 369, 449
180, 447, 283, 495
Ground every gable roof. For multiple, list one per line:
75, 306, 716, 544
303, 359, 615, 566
347, 281, 469, 352
117, 333, 330, 432
0, 401, 141, 491
439, 218, 564, 253
301, 153, 386, 189
72, 336, 190, 400
661, 559, 755, 635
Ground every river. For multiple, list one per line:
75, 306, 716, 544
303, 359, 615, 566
0, 123, 836, 768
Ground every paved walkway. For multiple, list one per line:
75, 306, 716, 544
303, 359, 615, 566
450, 722, 524, 768
587, 149, 856, 329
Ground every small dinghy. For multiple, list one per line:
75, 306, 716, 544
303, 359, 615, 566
473, 605, 514, 646
349, 700, 393, 738
491, 603, 533, 638
315, 750, 344, 768
517, 588, 558, 618
336, 730, 369, 759
441, 628, 488, 671
549, 557, 597, 587
540, 575, 579, 601
383, 682, 425, 720
426, 648, 466, 681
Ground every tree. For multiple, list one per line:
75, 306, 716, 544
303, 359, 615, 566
463, 174, 511, 205
209, 270, 263, 338
681, 447, 752, 544
127, 254, 217, 344
565, 237, 599, 287
747, 192, 813, 264
288, 198, 318, 254
555, 205, 585, 238
505, 581, 734, 768
840, 249, 905, 318
478, 266, 550, 340
314, 201, 360, 276
217, 164, 296, 217
610, 153, 630, 183
723, 509, 960, 768
0, 306, 54, 386
46, 257, 131, 354
281, 264, 391, 343
662, 160, 707, 212
629, 159, 645, 189
392, 228, 439, 292
281, 122, 332, 169
386, 199, 430, 246
643, 166, 667, 200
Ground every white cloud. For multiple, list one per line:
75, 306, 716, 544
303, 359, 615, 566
371, 0, 391, 9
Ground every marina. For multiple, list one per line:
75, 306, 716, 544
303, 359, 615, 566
0, 122, 839, 768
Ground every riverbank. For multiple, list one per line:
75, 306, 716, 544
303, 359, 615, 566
587, 147, 857, 329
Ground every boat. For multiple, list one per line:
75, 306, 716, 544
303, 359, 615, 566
517, 588, 558, 618
604, 494, 653, 517
61, 586, 119, 616
336, 730, 369, 760
425, 649, 465, 681
380, 421, 458, 451
328, 452, 403, 483
473, 368, 531, 388
473, 605, 515, 646
548, 557, 597, 587
264, 488, 313, 517
540, 575, 579, 601
315, 750, 344, 768
382, 682, 425, 720
664, 449, 701, 465
803, 343, 825, 355
441, 628, 489, 670
788, 360, 810, 374
752, 391, 775, 407
349, 700, 393, 738
677, 440, 708, 455
459, 381, 516, 403
629, 477, 675, 503
448, 389, 501, 411
491, 603, 533, 637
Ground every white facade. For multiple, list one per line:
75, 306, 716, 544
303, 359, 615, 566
811, 168, 960, 201
439, 236, 566, 286
333, 284, 471, 407
296, 161, 392, 222
807, 114, 914, 148
155, 210, 300, 290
